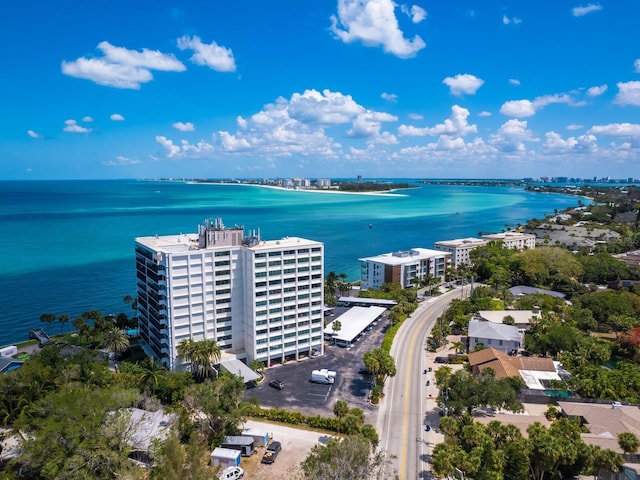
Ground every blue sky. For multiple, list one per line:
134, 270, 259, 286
3, 1, 640, 180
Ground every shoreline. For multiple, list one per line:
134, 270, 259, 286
186, 180, 411, 197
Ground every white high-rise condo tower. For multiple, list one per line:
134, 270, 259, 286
135, 218, 324, 370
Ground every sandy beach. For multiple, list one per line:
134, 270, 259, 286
188, 180, 410, 197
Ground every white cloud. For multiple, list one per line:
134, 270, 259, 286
408, 113, 423, 120
98, 41, 186, 71
110, 113, 125, 121
614, 81, 640, 106
381, 92, 398, 102
500, 99, 535, 117
27, 130, 40, 138
62, 41, 185, 89
533, 93, 575, 108
542, 131, 597, 154
502, 15, 522, 25
63, 119, 91, 133
330, 0, 426, 59
347, 110, 397, 139
478, 111, 492, 117
489, 119, 536, 153
509, 78, 520, 86
155, 136, 216, 158
103, 155, 141, 166
176, 35, 236, 72
398, 105, 477, 137
589, 123, 640, 138
401, 5, 427, 23
500, 93, 576, 117
572, 4, 602, 17
155, 89, 403, 162
61, 58, 153, 89
442, 73, 484, 96
635, 59, 640, 73
586, 84, 607, 97
82, 116, 94, 122
566, 124, 584, 130
173, 121, 195, 132
287, 89, 364, 124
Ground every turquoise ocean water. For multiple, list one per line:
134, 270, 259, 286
0, 179, 583, 346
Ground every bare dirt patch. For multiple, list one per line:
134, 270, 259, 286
238, 419, 335, 479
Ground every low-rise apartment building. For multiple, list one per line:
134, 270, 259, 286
433, 237, 488, 267
481, 231, 536, 250
358, 248, 451, 291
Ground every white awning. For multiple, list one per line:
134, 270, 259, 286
219, 359, 260, 382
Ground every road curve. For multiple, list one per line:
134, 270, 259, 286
377, 287, 464, 479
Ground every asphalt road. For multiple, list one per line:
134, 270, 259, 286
377, 287, 466, 480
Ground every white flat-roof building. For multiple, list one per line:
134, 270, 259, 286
481, 231, 536, 250
433, 237, 488, 267
358, 248, 451, 291
135, 218, 324, 370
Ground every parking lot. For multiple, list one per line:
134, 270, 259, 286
244, 308, 389, 419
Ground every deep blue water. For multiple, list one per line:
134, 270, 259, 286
0, 179, 584, 346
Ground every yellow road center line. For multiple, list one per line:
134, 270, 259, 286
400, 321, 420, 479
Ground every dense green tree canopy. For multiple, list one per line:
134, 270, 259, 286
298, 435, 388, 480
13, 386, 141, 480
437, 368, 524, 416
574, 289, 640, 329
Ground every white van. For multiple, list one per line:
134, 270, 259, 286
310, 369, 336, 384
218, 466, 244, 480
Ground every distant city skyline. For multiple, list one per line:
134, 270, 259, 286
3, 1, 640, 180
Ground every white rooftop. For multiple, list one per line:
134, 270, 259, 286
477, 310, 540, 326
324, 306, 386, 343
211, 447, 241, 460
434, 237, 487, 248
135, 233, 319, 253
519, 368, 562, 390
359, 247, 449, 265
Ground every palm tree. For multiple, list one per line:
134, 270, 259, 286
140, 357, 165, 395
451, 341, 465, 355
123, 295, 133, 308
72, 316, 87, 333
58, 313, 70, 335
337, 273, 350, 297
177, 338, 221, 380
104, 327, 130, 358
40, 313, 56, 335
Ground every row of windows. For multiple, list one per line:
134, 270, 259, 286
255, 335, 321, 355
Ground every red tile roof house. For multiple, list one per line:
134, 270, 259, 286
467, 347, 561, 389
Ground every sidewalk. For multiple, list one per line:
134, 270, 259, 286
422, 337, 465, 453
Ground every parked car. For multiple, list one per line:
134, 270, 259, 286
218, 466, 244, 480
269, 380, 285, 390
261, 441, 282, 464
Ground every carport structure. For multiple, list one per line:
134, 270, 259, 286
324, 306, 386, 347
